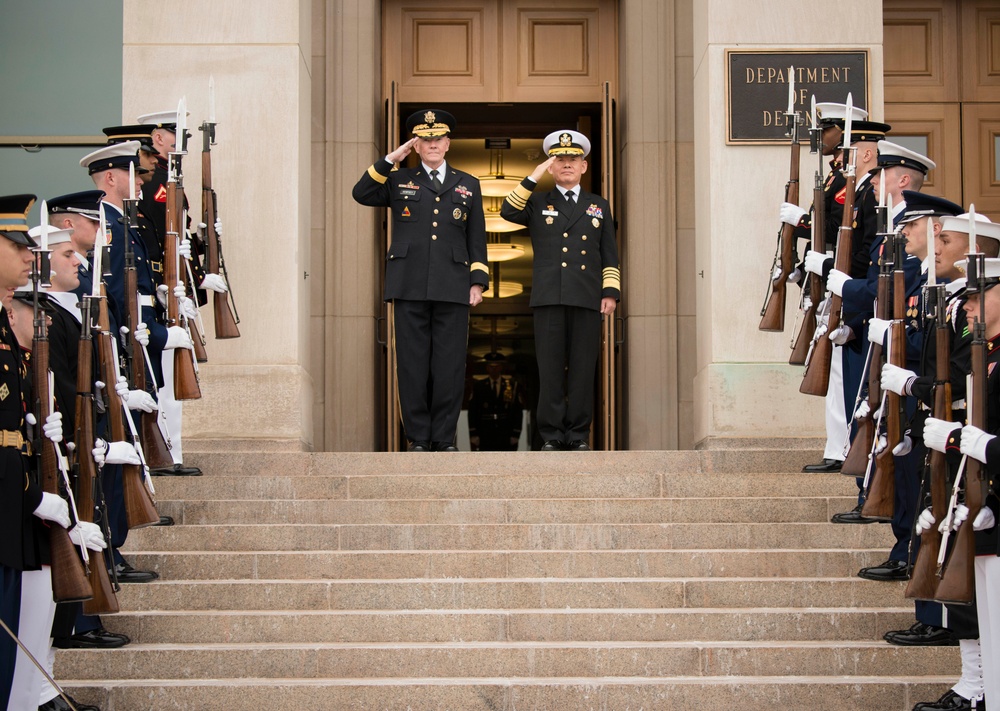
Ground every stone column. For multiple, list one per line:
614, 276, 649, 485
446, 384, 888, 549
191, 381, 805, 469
123, 0, 315, 450
692, 0, 884, 446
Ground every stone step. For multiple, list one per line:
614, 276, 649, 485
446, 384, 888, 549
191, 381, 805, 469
125, 521, 895, 552
102, 607, 919, 644
156, 495, 859, 525
112, 578, 906, 611
150, 471, 857, 500
63, 676, 953, 711
186, 449, 822, 477
129, 548, 890, 580
53, 640, 959, 681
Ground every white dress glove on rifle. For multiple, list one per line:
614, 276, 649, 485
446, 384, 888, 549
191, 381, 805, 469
42, 412, 63, 443
115, 376, 157, 413
165, 326, 193, 350
93, 438, 141, 466
33, 492, 70, 529
134, 322, 150, 348
828, 325, 853, 345
923, 417, 961, 454
214, 218, 222, 235
804, 250, 832, 277
779, 202, 807, 226
959, 424, 995, 464
915, 508, 936, 535
881, 363, 917, 396
867, 317, 891, 347
854, 400, 871, 421
826, 269, 850, 297
178, 237, 192, 260
200, 273, 229, 293
69, 521, 107, 552
156, 284, 169, 309
892, 435, 913, 457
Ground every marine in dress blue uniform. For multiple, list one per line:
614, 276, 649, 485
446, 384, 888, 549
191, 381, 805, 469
501, 130, 621, 450
352, 109, 489, 451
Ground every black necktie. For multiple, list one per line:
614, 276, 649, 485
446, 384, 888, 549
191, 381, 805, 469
430, 169, 442, 192
565, 190, 575, 204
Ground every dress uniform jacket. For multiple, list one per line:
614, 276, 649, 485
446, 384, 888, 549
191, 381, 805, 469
500, 178, 621, 309
792, 160, 847, 252
45, 296, 82, 437
353, 158, 490, 302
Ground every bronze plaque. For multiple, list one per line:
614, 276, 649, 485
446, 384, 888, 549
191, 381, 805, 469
726, 50, 869, 145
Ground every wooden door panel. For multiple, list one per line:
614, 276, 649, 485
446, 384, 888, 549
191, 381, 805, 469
961, 1, 1000, 102
883, 0, 959, 103
962, 104, 1000, 214
884, 102, 962, 200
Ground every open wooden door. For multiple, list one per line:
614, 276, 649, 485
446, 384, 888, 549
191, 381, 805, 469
599, 81, 621, 450
384, 81, 402, 451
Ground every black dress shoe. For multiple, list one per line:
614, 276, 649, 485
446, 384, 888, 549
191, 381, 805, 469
831, 503, 878, 524
113, 561, 159, 583
151, 463, 203, 476
858, 558, 909, 581
802, 458, 843, 472
154, 515, 175, 526
566, 440, 590, 451
39, 694, 102, 711
52, 627, 130, 649
913, 689, 978, 710
540, 440, 563, 451
407, 441, 430, 452
432, 442, 458, 452
885, 621, 958, 647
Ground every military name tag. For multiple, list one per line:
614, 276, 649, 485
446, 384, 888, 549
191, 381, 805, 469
542, 209, 559, 217
399, 189, 418, 197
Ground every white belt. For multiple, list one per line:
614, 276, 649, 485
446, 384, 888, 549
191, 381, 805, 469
139, 296, 155, 308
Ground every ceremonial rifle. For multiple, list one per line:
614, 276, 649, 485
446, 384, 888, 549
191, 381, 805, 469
800, 94, 858, 397
31, 210, 93, 603
166, 97, 203, 400
759, 66, 800, 332
200, 76, 241, 339
789, 96, 823, 365
75, 294, 119, 615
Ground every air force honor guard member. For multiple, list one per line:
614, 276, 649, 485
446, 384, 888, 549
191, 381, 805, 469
353, 110, 489, 451
501, 130, 621, 451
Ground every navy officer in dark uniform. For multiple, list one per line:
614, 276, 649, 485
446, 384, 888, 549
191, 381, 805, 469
353, 109, 489, 452
468, 352, 523, 451
501, 130, 621, 451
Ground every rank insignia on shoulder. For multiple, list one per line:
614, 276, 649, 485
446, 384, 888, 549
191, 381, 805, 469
154, 184, 167, 203
835, 187, 846, 205
401, 206, 411, 217
585, 204, 603, 219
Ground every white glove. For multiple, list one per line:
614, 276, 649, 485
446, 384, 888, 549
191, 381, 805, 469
200, 273, 229, 293
868, 317, 891, 346
177, 295, 199, 320
197, 222, 207, 239
892, 435, 913, 457
43, 412, 63, 444
33, 492, 70, 529
156, 284, 169, 309
854, 400, 871, 421
875, 434, 887, 454
779, 202, 808, 226
950, 504, 970, 532
923, 417, 960, 454
116, 377, 157, 413
804, 250, 831, 277
828, 325, 853, 345
960, 424, 995, 464
25, 412, 36, 426
69, 521, 107, 552
178, 237, 192, 260
915, 508, 936, 535
165, 326, 193, 350
92, 438, 107, 467
827, 269, 851, 297
881, 363, 917, 396
973, 508, 996, 531
214, 218, 222, 235
100, 440, 141, 466
134, 322, 150, 348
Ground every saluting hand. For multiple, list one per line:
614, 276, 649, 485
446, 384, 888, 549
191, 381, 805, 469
387, 137, 419, 164
530, 156, 557, 183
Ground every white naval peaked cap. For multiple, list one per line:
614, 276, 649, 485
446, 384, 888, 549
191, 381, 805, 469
875, 140, 936, 174
27, 226, 73, 246
941, 213, 1000, 242
79, 140, 148, 175
543, 130, 591, 158
137, 109, 190, 129
815, 102, 869, 124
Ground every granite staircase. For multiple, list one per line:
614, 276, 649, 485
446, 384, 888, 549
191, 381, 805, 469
59, 449, 958, 710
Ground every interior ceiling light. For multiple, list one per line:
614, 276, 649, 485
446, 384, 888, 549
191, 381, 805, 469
486, 243, 525, 262
478, 146, 526, 198
483, 280, 524, 299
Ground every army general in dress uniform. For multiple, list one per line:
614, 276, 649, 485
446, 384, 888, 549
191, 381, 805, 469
501, 130, 621, 451
353, 110, 489, 452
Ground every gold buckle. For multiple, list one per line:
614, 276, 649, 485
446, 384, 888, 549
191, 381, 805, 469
150, 260, 163, 273
1, 429, 25, 449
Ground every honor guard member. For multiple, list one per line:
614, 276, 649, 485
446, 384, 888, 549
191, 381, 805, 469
47, 190, 104, 299
468, 352, 523, 451
501, 130, 621, 450
352, 109, 489, 451
0, 195, 72, 709
104, 124, 162, 259
784, 101, 868, 473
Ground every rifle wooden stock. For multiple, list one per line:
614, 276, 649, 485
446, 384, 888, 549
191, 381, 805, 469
96, 299, 159, 529
936, 324, 986, 605
759, 137, 799, 332
190, 318, 209, 363
203, 142, 241, 339
74, 319, 119, 615
906, 289, 951, 601
841, 415, 873, 477
33, 333, 93, 603
165, 179, 202, 401
790, 175, 826, 365
800, 166, 857, 396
